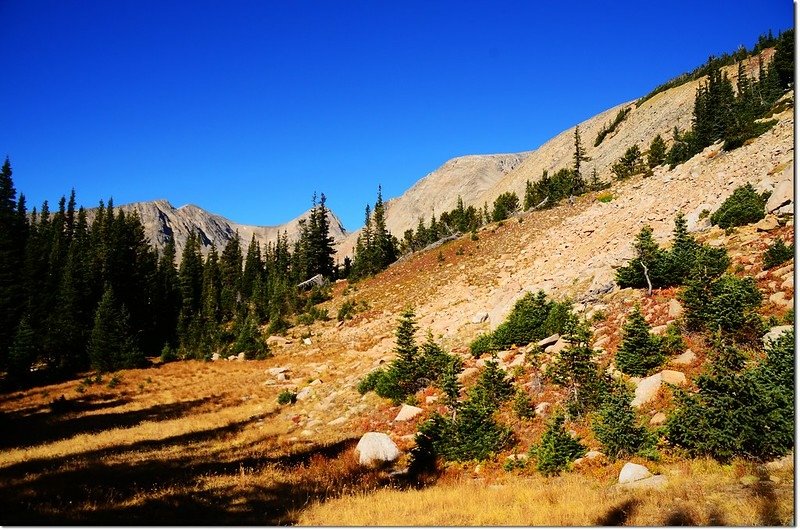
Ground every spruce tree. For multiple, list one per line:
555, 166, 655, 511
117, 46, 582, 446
615, 225, 667, 289
219, 233, 243, 321
615, 306, 665, 376
647, 135, 667, 168
572, 126, 591, 181
8, 313, 37, 380
531, 411, 586, 476
593, 381, 652, 459
89, 285, 144, 372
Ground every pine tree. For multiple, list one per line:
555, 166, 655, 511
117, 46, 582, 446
178, 232, 204, 348
647, 135, 667, 168
154, 239, 181, 349
89, 285, 144, 372
531, 411, 586, 476
615, 225, 668, 289
773, 28, 794, 89
219, 233, 243, 321
664, 212, 699, 284
200, 244, 222, 350
593, 381, 652, 459
572, 126, 591, 181
0, 157, 26, 367
8, 313, 37, 379
615, 306, 665, 376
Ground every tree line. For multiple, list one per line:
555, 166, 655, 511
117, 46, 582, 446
0, 162, 343, 385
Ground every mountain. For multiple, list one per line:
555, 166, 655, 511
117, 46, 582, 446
336, 152, 528, 258
92, 199, 348, 261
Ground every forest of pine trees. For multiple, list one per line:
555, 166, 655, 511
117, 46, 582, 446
0, 162, 341, 387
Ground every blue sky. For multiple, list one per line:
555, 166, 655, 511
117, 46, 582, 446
0, 1, 793, 231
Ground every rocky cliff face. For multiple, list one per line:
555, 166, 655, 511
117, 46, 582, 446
94, 200, 348, 262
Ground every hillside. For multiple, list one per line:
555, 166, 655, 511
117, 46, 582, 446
91, 199, 348, 262
0, 50, 794, 524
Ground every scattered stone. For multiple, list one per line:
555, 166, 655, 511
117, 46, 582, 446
537, 333, 560, 348
545, 337, 567, 354
394, 404, 424, 422
618, 462, 653, 484
236, 352, 246, 361
765, 453, 793, 472
672, 349, 697, 365
425, 395, 439, 404
355, 432, 401, 466
211, 353, 220, 361
303, 337, 313, 346
771, 263, 794, 278
765, 174, 793, 213
267, 367, 290, 376
618, 475, 668, 489
535, 402, 550, 416
277, 372, 288, 381
266, 336, 291, 347
585, 450, 604, 460
296, 387, 314, 401
471, 312, 489, 324
649, 412, 667, 426
509, 354, 526, 367
668, 299, 684, 318
769, 291, 793, 308
756, 216, 780, 232
309, 379, 323, 386
660, 370, 687, 386
227, 355, 237, 361
458, 367, 480, 381
506, 453, 529, 462
328, 416, 347, 426
782, 277, 794, 290
632, 374, 662, 408
650, 325, 668, 335
763, 325, 793, 346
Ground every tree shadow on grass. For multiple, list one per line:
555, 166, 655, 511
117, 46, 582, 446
0, 396, 210, 450
0, 432, 406, 526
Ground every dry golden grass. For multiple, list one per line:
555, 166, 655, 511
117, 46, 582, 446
299, 458, 795, 526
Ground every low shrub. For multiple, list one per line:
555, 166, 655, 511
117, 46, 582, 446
278, 390, 297, 405
710, 183, 768, 228
469, 333, 495, 357
682, 273, 763, 342
763, 238, 794, 269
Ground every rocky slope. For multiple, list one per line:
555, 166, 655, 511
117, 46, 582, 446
336, 152, 528, 258
92, 199, 348, 262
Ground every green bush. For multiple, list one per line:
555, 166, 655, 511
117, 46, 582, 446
469, 333, 496, 357
661, 322, 685, 357
530, 412, 586, 476
160, 343, 178, 363
489, 291, 572, 350
277, 390, 297, 405
492, 192, 520, 222
357, 368, 385, 394
412, 361, 515, 463
592, 381, 653, 459
722, 119, 778, 151
666, 330, 794, 461
513, 389, 535, 419
615, 306, 665, 376
710, 183, 767, 228
763, 239, 794, 269
682, 273, 763, 341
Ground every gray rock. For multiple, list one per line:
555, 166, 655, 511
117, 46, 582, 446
618, 475, 668, 489
303, 337, 313, 346
296, 387, 314, 401
756, 216, 780, 232
668, 299, 683, 318
355, 432, 401, 466
535, 402, 550, 416
618, 462, 653, 484
471, 312, 489, 324
537, 333, 561, 348
672, 349, 697, 365
394, 404, 423, 422
632, 374, 662, 408
660, 370, 686, 386
267, 366, 290, 376
211, 352, 221, 361
237, 352, 246, 361
766, 173, 793, 213
327, 416, 347, 426
763, 325, 793, 346
267, 335, 292, 347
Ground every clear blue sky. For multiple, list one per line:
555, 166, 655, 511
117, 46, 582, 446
0, 0, 793, 231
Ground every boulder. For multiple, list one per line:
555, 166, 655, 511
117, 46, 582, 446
585, 450, 605, 460
782, 277, 794, 290
765, 453, 793, 472
471, 312, 489, 324
458, 367, 480, 381
660, 370, 687, 386
327, 416, 347, 426
267, 366, 290, 376
535, 402, 550, 416
267, 335, 291, 347
650, 325, 668, 335
763, 325, 793, 346
769, 291, 793, 308
766, 174, 793, 213
618, 462, 653, 484
237, 352, 246, 361
537, 333, 561, 348
355, 432, 401, 466
394, 404, 423, 422
545, 337, 567, 354
756, 216, 780, 232
632, 374, 662, 408
296, 387, 314, 401
211, 352, 220, 361
303, 337, 313, 346
668, 299, 684, 318
672, 349, 697, 365
618, 475, 668, 489
649, 412, 667, 426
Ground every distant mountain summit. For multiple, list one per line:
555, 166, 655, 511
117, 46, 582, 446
97, 199, 348, 262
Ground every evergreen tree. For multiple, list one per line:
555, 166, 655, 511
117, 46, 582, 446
0, 157, 26, 367
154, 239, 181, 349
219, 233, 243, 321
773, 28, 794, 89
572, 126, 591, 181
615, 306, 665, 376
8, 313, 37, 380
647, 135, 667, 168
531, 411, 586, 476
241, 236, 263, 299
178, 232, 204, 348
593, 381, 652, 459
89, 285, 145, 372
615, 225, 667, 289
